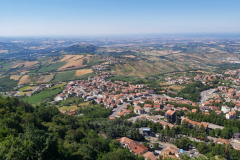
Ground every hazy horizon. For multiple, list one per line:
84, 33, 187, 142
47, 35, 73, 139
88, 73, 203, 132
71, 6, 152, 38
1, 0, 240, 36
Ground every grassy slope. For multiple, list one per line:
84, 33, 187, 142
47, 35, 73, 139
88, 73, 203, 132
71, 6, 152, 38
51, 70, 76, 82
21, 88, 62, 104
37, 61, 66, 72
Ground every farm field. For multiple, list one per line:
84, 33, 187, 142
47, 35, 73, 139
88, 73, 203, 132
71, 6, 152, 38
18, 86, 37, 96
75, 69, 93, 76
35, 74, 55, 83
58, 55, 84, 71
51, 70, 76, 82
37, 61, 66, 72
10, 75, 22, 80
18, 75, 30, 85
12, 61, 38, 68
21, 88, 62, 104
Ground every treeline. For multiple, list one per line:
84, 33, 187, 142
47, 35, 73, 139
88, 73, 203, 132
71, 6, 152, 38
0, 96, 144, 160
177, 81, 215, 102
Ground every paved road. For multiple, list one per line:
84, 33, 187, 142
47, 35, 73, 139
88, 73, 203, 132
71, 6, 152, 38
199, 88, 216, 105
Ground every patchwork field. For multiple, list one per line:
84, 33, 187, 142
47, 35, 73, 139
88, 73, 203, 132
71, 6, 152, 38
12, 61, 38, 69
10, 75, 22, 80
18, 86, 37, 96
37, 61, 66, 72
75, 69, 93, 76
58, 55, 84, 71
35, 74, 55, 83
18, 75, 30, 85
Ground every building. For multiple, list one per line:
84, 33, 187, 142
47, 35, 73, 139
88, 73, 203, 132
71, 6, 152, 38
181, 118, 208, 129
160, 146, 179, 159
165, 109, 176, 123
221, 105, 231, 113
226, 111, 236, 119
134, 107, 144, 114
143, 151, 157, 160
233, 133, 240, 143
128, 141, 148, 156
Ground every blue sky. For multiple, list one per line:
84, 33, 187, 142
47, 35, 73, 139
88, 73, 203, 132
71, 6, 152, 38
0, 0, 239, 36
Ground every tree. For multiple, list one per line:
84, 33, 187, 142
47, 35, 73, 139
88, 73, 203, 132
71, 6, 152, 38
154, 143, 158, 149
197, 142, 208, 154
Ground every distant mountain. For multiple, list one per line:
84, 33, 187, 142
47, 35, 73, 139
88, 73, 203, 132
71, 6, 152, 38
63, 44, 97, 54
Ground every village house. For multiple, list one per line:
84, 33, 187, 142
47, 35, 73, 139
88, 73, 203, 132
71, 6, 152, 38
226, 111, 236, 119
165, 109, 176, 123
128, 141, 148, 156
160, 146, 179, 159
221, 105, 231, 113
134, 107, 144, 114
143, 151, 157, 160
181, 118, 208, 129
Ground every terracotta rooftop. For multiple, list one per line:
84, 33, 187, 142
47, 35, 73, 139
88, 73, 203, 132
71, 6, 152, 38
182, 118, 208, 128
165, 109, 176, 115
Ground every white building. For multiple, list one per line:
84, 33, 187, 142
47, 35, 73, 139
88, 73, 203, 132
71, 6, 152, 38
221, 105, 231, 113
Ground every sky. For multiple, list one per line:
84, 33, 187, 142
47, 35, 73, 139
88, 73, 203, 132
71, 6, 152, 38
0, 0, 240, 36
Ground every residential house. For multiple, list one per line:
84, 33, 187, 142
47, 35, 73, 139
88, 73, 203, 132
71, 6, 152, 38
226, 111, 236, 119
134, 107, 144, 114
143, 151, 157, 160
181, 118, 208, 129
165, 109, 176, 123
160, 146, 179, 159
128, 141, 148, 156
221, 105, 231, 113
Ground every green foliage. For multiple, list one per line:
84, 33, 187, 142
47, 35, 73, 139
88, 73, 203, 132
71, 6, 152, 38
37, 61, 66, 72
0, 75, 18, 92
20, 88, 62, 104
177, 81, 214, 102
0, 96, 144, 159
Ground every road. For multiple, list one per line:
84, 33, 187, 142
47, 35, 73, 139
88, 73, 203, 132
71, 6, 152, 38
199, 88, 216, 105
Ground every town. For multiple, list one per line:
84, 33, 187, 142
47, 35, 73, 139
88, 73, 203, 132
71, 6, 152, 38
27, 68, 240, 159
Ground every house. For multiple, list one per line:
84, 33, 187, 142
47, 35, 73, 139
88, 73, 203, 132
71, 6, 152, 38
142, 92, 149, 96
181, 118, 208, 129
165, 110, 176, 123
109, 117, 115, 120
133, 101, 141, 106
134, 107, 144, 114
160, 121, 175, 129
55, 94, 64, 101
199, 106, 210, 112
192, 109, 198, 113
221, 105, 231, 113
128, 141, 148, 156
226, 111, 236, 119
143, 151, 157, 160
117, 137, 134, 147
160, 146, 179, 159
232, 133, 240, 143
209, 106, 219, 111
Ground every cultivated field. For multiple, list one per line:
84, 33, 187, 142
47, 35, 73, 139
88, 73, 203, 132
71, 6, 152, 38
58, 55, 84, 71
75, 69, 93, 76
36, 74, 55, 83
12, 61, 38, 68
18, 75, 30, 85
10, 75, 22, 80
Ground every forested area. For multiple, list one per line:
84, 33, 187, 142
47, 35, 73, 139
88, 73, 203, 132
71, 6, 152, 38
0, 96, 144, 160
176, 81, 214, 102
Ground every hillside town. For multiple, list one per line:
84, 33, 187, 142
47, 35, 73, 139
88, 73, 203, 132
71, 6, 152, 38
40, 69, 240, 159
